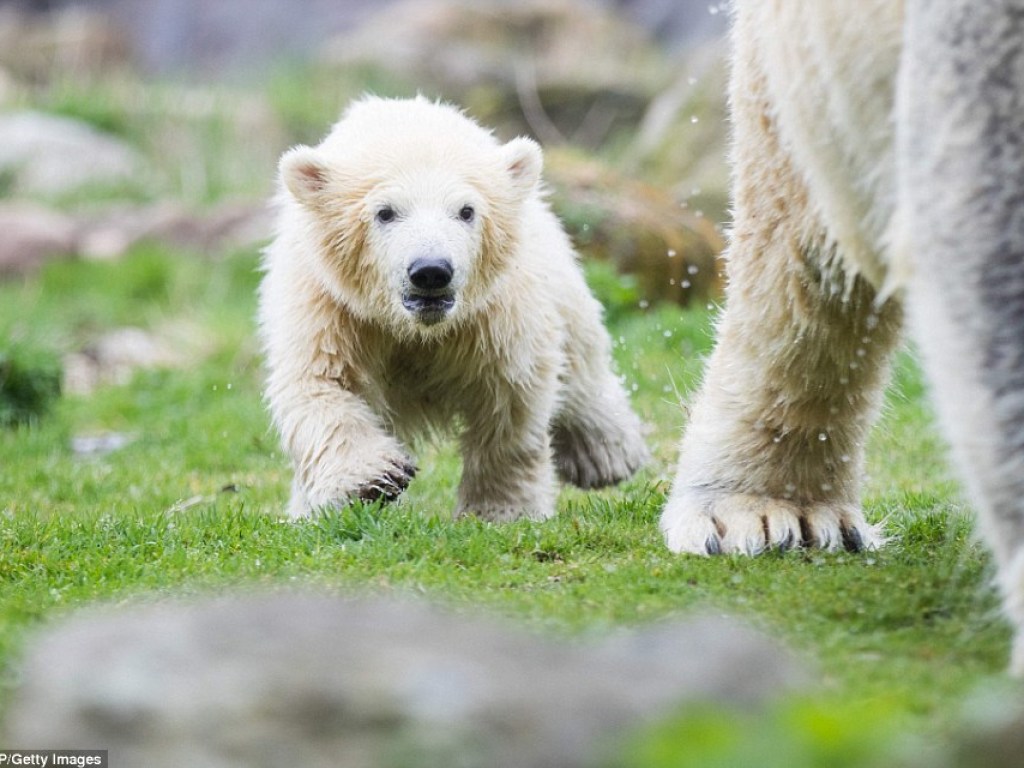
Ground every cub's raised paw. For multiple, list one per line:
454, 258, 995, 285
291, 449, 418, 519
659, 488, 883, 555
355, 457, 418, 503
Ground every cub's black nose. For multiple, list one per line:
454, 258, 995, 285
408, 257, 454, 292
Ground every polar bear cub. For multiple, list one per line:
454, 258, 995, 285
259, 96, 648, 521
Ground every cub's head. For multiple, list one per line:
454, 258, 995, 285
278, 96, 542, 335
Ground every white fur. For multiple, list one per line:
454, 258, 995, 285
260, 96, 648, 521
662, 0, 1024, 672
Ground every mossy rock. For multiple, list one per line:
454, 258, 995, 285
545, 148, 724, 307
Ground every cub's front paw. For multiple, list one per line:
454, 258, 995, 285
354, 456, 418, 503
293, 445, 417, 518
660, 488, 882, 555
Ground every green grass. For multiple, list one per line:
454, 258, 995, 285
0, 246, 1010, 764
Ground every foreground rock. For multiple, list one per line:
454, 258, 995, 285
6, 594, 805, 768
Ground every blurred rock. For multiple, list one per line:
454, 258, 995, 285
0, 202, 77, 277
0, 198, 271, 283
70, 431, 135, 458
899, 687, 1024, 768
0, 111, 145, 197
608, 0, 729, 51
321, 0, 670, 148
14, 1, 725, 78
0, 6, 133, 83
62, 326, 190, 396
0, 66, 24, 107
5, 594, 807, 768
546, 149, 724, 306
77, 200, 273, 261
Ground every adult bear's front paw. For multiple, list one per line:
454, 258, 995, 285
660, 488, 883, 555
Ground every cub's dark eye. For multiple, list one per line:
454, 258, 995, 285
458, 205, 475, 223
376, 206, 396, 224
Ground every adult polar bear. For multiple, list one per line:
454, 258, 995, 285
662, 1, 1024, 669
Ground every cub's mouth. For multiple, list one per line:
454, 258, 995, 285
402, 292, 456, 325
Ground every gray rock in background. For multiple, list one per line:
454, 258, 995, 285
6, 594, 806, 768
0, 111, 145, 196
0, 202, 77, 276
23, 0, 727, 77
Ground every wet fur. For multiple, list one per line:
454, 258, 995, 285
260, 97, 648, 522
661, 0, 1024, 671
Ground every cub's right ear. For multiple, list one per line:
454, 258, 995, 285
279, 145, 330, 205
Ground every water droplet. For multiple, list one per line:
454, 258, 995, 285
687, 264, 699, 275
865, 313, 879, 330
820, 482, 833, 492
856, 348, 866, 358
681, 280, 691, 288
690, 115, 700, 124
818, 432, 828, 441
663, 329, 673, 338
667, 249, 677, 258
840, 454, 851, 463
638, 299, 649, 309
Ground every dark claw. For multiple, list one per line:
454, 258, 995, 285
356, 460, 417, 503
798, 516, 814, 548
356, 482, 396, 503
704, 535, 722, 555
776, 529, 796, 553
841, 523, 864, 552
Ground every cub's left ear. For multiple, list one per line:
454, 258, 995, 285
502, 137, 543, 199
